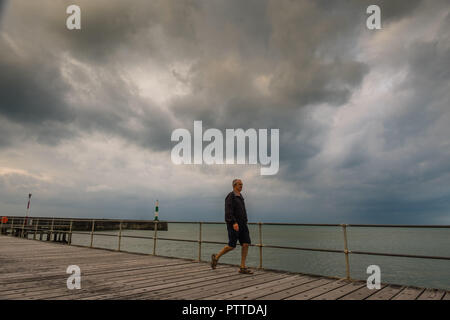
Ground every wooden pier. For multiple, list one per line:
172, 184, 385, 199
0, 236, 448, 300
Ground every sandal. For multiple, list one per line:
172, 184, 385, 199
211, 254, 218, 269
239, 267, 254, 274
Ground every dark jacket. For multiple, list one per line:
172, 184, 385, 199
225, 191, 248, 226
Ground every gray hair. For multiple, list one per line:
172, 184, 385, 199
232, 179, 241, 187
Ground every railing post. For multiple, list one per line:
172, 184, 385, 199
153, 221, 158, 255
341, 224, 351, 280
258, 222, 263, 269
39, 220, 43, 240
20, 216, 26, 238
117, 221, 123, 251
68, 220, 73, 245
49, 218, 54, 241
11, 217, 14, 237
198, 222, 202, 262
33, 218, 39, 240
90, 220, 95, 248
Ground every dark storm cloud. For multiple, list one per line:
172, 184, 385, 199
296, 6, 450, 223
0, 36, 77, 146
0, 0, 181, 149
2, 0, 421, 152
380, 12, 450, 158
0, 120, 14, 148
51, 1, 181, 64
0, 0, 6, 20
0, 53, 74, 124
1, 0, 437, 149
74, 99, 174, 152
170, 0, 373, 124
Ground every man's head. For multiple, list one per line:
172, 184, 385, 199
232, 179, 243, 193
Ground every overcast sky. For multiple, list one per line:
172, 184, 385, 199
0, 0, 449, 224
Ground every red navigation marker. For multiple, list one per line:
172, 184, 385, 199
1, 217, 8, 224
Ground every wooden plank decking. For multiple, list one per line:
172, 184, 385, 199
0, 236, 448, 300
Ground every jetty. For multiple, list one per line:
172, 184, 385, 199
0, 236, 449, 300
0, 216, 167, 244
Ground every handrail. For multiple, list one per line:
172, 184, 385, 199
2, 215, 449, 283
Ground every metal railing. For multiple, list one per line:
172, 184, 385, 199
1, 216, 449, 281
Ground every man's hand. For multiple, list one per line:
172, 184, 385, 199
233, 223, 239, 232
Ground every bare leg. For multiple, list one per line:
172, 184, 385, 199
240, 243, 249, 268
216, 245, 234, 260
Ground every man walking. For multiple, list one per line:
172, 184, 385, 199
211, 179, 253, 274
